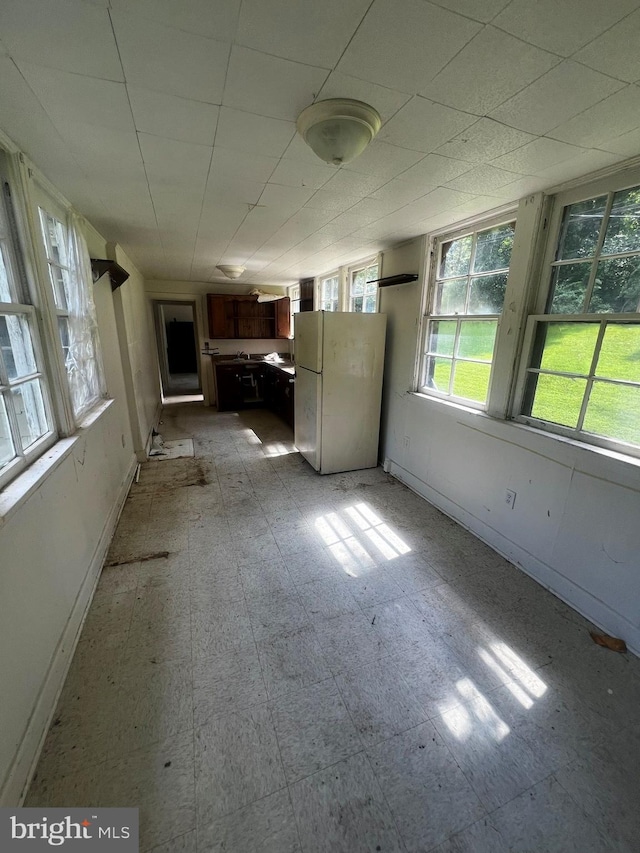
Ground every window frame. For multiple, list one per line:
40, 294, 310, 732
317, 270, 341, 312
418, 213, 517, 411
30, 179, 106, 424
513, 171, 640, 458
0, 153, 57, 490
347, 257, 380, 313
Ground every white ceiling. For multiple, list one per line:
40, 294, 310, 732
0, 0, 639, 286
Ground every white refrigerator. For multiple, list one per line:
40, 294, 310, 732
294, 311, 387, 474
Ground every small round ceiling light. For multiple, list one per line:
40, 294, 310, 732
296, 98, 381, 166
216, 264, 245, 280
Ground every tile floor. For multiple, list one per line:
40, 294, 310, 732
26, 404, 640, 852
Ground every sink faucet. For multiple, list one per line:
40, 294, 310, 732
236, 350, 248, 359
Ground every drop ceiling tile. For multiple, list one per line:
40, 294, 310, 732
128, 87, 219, 146
316, 73, 411, 125
345, 141, 426, 180
437, 119, 535, 163
574, 10, 640, 84
237, 0, 371, 68
534, 149, 623, 186
548, 85, 640, 149
489, 61, 624, 135
138, 133, 213, 190
491, 137, 587, 175
400, 153, 473, 187
269, 158, 336, 190
493, 0, 638, 58
204, 176, 265, 206
602, 127, 640, 157
322, 169, 388, 197
215, 108, 295, 158
369, 178, 437, 207
111, 9, 229, 103
18, 62, 134, 131
0, 0, 122, 80
378, 97, 477, 153
210, 147, 278, 184
422, 26, 559, 115
336, 0, 481, 93
259, 183, 316, 214
110, 0, 241, 41
445, 164, 520, 194
63, 125, 145, 182
428, 0, 511, 22
304, 190, 361, 214
223, 46, 328, 122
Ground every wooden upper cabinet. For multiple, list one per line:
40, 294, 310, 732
275, 298, 291, 339
207, 294, 291, 339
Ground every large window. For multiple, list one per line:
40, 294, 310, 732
420, 220, 515, 407
0, 166, 55, 488
349, 260, 379, 313
37, 202, 104, 419
319, 273, 339, 311
519, 183, 640, 453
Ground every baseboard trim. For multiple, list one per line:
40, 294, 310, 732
387, 459, 640, 658
0, 456, 137, 806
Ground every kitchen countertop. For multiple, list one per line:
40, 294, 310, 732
204, 354, 295, 375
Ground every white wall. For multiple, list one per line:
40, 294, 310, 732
379, 239, 640, 656
0, 222, 160, 805
146, 279, 291, 405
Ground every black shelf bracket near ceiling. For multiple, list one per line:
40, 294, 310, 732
370, 273, 419, 288
91, 258, 130, 291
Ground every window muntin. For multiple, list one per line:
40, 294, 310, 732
0, 174, 54, 487
421, 221, 515, 407
521, 184, 640, 453
349, 261, 379, 313
37, 207, 104, 419
320, 274, 339, 312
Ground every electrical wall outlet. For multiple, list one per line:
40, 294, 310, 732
505, 489, 516, 509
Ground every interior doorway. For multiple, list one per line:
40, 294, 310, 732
154, 301, 202, 399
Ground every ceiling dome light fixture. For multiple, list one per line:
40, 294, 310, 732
216, 264, 245, 280
296, 98, 381, 166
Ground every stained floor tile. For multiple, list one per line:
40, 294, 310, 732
26, 405, 640, 853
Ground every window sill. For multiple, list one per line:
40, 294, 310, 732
0, 398, 115, 527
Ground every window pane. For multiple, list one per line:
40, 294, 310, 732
538, 322, 599, 375
529, 374, 587, 428
58, 316, 71, 367
427, 320, 456, 356
0, 244, 12, 302
434, 277, 466, 314
457, 320, 497, 361
12, 379, 48, 450
473, 223, 514, 273
583, 382, 640, 445
0, 314, 37, 380
48, 263, 70, 311
596, 324, 640, 382
602, 187, 640, 255
41, 210, 69, 267
589, 256, 640, 313
424, 355, 451, 393
352, 276, 365, 297
365, 281, 377, 296
549, 262, 592, 313
0, 394, 16, 466
440, 235, 472, 278
364, 295, 377, 313
468, 273, 507, 314
352, 296, 363, 312
452, 361, 491, 404
556, 196, 607, 260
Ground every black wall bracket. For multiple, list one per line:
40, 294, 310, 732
91, 258, 130, 291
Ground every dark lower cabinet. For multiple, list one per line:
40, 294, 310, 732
215, 361, 293, 426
